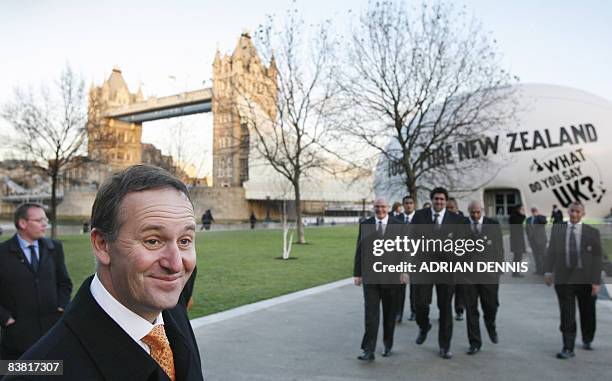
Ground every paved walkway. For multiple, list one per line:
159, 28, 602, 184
193, 276, 612, 381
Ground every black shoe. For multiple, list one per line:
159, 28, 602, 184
439, 349, 453, 359
556, 349, 575, 359
455, 313, 464, 321
382, 347, 392, 357
408, 312, 416, 321
489, 331, 499, 344
467, 346, 481, 355
583, 342, 593, 350
416, 324, 432, 345
357, 351, 375, 361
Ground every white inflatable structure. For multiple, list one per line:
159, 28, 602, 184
374, 84, 612, 219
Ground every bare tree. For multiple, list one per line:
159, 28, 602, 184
2, 65, 88, 238
339, 0, 518, 202
238, 9, 340, 244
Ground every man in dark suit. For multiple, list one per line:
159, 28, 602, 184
5, 165, 203, 380
396, 195, 416, 324
446, 198, 465, 322
411, 187, 467, 359
462, 200, 504, 355
526, 206, 548, 275
0, 203, 72, 360
544, 201, 602, 360
354, 197, 403, 361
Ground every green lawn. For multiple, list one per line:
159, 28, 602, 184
53, 226, 358, 319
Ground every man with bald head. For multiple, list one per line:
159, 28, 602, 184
354, 197, 403, 361
7, 165, 204, 381
462, 200, 504, 355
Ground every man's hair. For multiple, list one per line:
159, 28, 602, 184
467, 200, 482, 211
430, 187, 449, 201
14, 202, 45, 230
91, 165, 192, 242
402, 195, 414, 203
568, 201, 584, 210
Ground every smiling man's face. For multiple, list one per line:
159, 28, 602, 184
102, 187, 197, 321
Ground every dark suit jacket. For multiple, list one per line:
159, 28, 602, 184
462, 217, 504, 284
3, 276, 204, 381
0, 234, 72, 358
544, 222, 602, 285
353, 215, 403, 284
508, 212, 526, 254
526, 215, 547, 248
410, 209, 468, 284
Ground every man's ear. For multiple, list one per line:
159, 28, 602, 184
17, 218, 27, 231
91, 228, 111, 266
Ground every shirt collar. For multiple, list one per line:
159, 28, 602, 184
16, 233, 38, 252
469, 216, 484, 224
568, 220, 583, 228
90, 273, 163, 346
376, 215, 389, 225
431, 208, 446, 219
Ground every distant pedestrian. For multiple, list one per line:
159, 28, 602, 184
509, 205, 527, 278
551, 204, 564, 224
250, 212, 257, 229
201, 209, 214, 231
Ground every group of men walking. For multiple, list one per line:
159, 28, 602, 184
353, 188, 603, 362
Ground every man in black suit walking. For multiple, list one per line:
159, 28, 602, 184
354, 197, 403, 361
411, 187, 467, 359
0, 203, 72, 360
396, 195, 416, 324
462, 200, 504, 355
526, 206, 548, 275
544, 201, 602, 360
5, 165, 204, 380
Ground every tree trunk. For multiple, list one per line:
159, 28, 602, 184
408, 182, 419, 208
50, 171, 58, 239
294, 175, 306, 244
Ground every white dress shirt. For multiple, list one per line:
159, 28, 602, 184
565, 221, 583, 268
431, 208, 446, 224
375, 215, 390, 234
90, 274, 163, 354
468, 216, 484, 234
16, 233, 38, 264
404, 211, 415, 224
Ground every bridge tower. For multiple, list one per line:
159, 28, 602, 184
87, 67, 144, 172
212, 32, 277, 187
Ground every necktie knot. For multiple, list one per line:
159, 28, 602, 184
142, 325, 175, 381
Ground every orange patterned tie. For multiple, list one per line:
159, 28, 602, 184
142, 325, 176, 381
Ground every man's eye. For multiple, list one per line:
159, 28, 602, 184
145, 239, 161, 246
179, 238, 192, 247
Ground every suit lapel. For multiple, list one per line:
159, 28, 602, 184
64, 276, 160, 381
37, 238, 51, 271
163, 310, 193, 381
9, 235, 35, 273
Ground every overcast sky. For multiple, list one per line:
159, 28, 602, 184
1, 0, 610, 177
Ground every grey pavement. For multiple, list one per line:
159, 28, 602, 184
194, 278, 612, 381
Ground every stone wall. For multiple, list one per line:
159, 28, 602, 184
190, 186, 251, 222
57, 190, 97, 219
